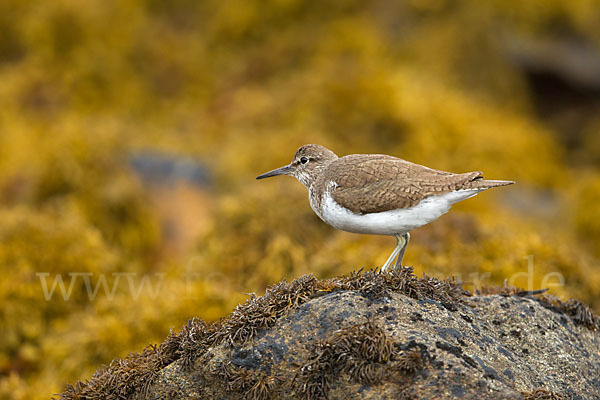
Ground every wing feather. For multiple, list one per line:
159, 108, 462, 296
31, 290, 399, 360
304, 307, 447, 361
326, 155, 483, 214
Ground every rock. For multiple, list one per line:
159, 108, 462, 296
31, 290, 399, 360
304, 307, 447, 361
58, 268, 599, 400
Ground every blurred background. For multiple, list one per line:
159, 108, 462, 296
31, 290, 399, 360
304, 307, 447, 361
1, 0, 599, 398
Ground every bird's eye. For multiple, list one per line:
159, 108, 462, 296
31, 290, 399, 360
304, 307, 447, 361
300, 156, 308, 164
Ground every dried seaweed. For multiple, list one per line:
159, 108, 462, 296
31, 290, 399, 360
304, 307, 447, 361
521, 389, 565, 399
175, 317, 214, 369
536, 295, 599, 330
316, 266, 468, 307
214, 274, 318, 345
476, 280, 547, 297
395, 348, 423, 373
214, 360, 277, 400
58, 344, 172, 400
297, 319, 393, 400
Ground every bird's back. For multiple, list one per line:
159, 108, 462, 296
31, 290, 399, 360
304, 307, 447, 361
318, 154, 512, 214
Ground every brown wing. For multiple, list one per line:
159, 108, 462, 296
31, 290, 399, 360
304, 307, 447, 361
327, 155, 483, 214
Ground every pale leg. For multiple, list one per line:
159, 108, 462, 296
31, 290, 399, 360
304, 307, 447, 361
393, 232, 410, 269
381, 233, 405, 272
381, 244, 400, 272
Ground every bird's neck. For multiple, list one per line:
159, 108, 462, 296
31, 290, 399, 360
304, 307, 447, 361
307, 183, 325, 219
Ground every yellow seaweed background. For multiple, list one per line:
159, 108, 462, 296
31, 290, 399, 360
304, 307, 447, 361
0, 0, 599, 398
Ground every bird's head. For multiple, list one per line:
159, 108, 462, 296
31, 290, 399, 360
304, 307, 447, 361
256, 144, 338, 188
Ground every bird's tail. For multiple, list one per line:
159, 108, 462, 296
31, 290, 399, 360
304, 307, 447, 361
466, 178, 515, 190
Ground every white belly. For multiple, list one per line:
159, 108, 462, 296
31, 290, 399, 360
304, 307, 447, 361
317, 189, 483, 235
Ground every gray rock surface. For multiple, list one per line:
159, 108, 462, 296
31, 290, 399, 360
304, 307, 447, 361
59, 269, 600, 400
143, 289, 599, 399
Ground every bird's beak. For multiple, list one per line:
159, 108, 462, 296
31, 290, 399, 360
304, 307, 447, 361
256, 164, 292, 179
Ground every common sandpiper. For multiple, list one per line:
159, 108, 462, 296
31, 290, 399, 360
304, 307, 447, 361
256, 144, 514, 272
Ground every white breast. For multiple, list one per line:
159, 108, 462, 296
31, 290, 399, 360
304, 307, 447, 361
316, 188, 483, 236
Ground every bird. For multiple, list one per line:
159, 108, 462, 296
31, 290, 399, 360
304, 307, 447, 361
256, 144, 514, 272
